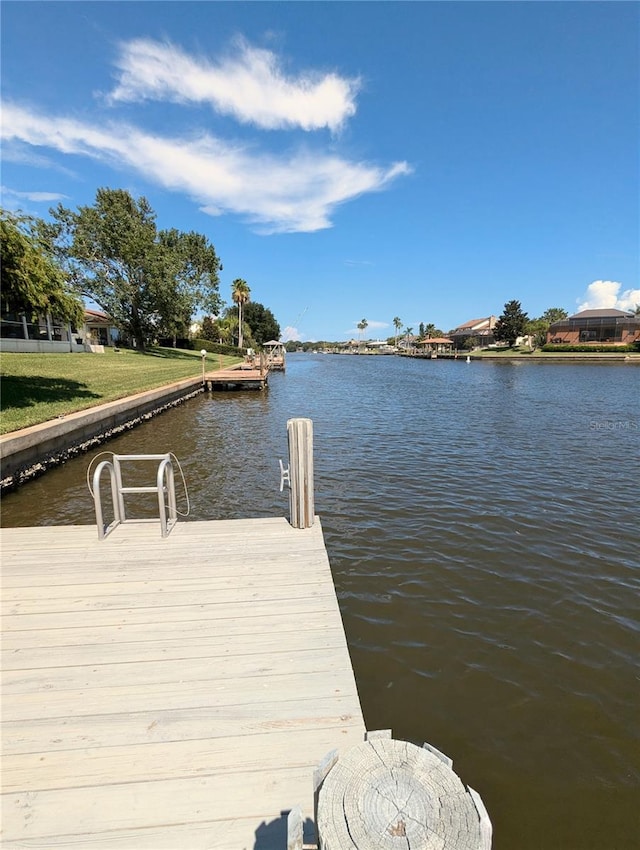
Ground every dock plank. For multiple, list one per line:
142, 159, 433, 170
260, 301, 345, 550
0, 517, 366, 849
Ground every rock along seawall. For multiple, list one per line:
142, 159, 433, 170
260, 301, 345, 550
0, 378, 204, 493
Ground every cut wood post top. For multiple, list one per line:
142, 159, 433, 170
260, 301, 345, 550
315, 732, 492, 850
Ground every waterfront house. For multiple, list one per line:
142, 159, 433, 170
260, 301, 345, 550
448, 316, 497, 349
83, 309, 118, 349
546, 309, 640, 345
397, 334, 418, 352
0, 307, 118, 353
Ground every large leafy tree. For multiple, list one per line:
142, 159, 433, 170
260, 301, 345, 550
1, 209, 83, 326
49, 188, 222, 349
242, 302, 281, 346
231, 278, 251, 349
526, 307, 569, 348
493, 300, 529, 347
540, 307, 568, 324
155, 228, 222, 345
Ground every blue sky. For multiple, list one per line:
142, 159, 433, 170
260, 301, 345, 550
2, 1, 638, 342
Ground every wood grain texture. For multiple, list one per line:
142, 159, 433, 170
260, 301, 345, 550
317, 737, 492, 850
1, 517, 366, 849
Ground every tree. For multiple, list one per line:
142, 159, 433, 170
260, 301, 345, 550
463, 336, 477, 351
393, 316, 402, 348
242, 301, 281, 346
155, 228, 223, 346
493, 300, 529, 347
49, 188, 222, 349
525, 318, 549, 350
200, 315, 218, 342
357, 318, 368, 345
214, 314, 236, 345
526, 307, 569, 349
540, 307, 568, 324
404, 326, 413, 350
424, 323, 436, 339
1, 209, 83, 326
231, 279, 251, 350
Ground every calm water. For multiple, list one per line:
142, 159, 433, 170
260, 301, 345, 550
2, 354, 639, 849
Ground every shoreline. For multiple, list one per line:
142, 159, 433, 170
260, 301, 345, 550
0, 377, 206, 493
402, 351, 640, 363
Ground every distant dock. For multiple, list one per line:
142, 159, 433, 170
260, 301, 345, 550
204, 365, 269, 390
1, 517, 366, 849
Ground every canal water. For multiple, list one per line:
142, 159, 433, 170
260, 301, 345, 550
2, 354, 639, 849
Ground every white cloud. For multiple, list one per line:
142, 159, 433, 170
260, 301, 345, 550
1, 186, 68, 203
282, 326, 302, 342
109, 37, 360, 132
0, 102, 410, 234
577, 280, 640, 312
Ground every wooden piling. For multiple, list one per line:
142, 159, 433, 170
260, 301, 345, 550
315, 731, 492, 849
287, 418, 314, 529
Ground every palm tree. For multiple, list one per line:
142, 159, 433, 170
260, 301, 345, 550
405, 326, 413, 352
425, 323, 436, 339
231, 279, 250, 349
393, 316, 402, 348
357, 318, 368, 350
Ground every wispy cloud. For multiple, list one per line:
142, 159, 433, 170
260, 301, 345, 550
1, 186, 68, 203
1, 142, 78, 177
108, 37, 360, 132
1, 102, 410, 233
578, 280, 640, 312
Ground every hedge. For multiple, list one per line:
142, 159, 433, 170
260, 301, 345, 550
191, 338, 244, 357
541, 343, 639, 353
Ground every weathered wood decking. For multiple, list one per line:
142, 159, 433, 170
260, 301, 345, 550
205, 367, 268, 390
1, 517, 365, 849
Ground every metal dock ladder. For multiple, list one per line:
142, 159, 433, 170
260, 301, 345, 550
92, 453, 178, 539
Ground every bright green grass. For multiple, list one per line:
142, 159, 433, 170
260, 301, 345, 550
0, 348, 241, 434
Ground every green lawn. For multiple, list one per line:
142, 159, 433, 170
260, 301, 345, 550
0, 348, 241, 434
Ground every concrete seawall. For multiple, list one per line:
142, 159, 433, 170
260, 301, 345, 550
0, 377, 204, 491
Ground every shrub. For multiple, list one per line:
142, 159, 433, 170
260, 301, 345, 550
540, 343, 638, 353
192, 338, 242, 357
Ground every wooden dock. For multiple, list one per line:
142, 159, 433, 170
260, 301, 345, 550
205, 365, 268, 390
1, 517, 366, 849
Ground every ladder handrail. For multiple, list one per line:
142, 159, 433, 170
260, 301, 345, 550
92, 453, 178, 539
92, 460, 121, 540
157, 456, 177, 538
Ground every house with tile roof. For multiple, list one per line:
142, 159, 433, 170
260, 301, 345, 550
546, 309, 640, 346
448, 316, 497, 349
